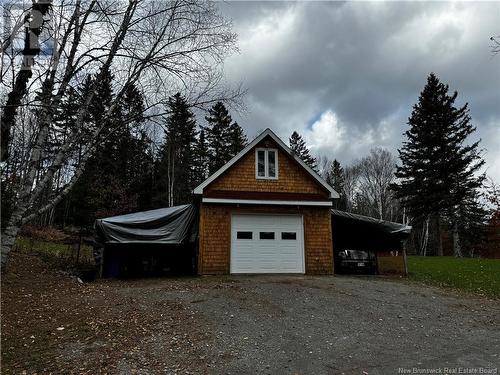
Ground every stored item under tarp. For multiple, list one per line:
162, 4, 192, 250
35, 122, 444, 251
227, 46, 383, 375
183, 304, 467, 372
95, 204, 197, 245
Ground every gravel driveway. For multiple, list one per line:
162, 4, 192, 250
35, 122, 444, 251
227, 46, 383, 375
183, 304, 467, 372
117, 275, 500, 375
3, 255, 499, 375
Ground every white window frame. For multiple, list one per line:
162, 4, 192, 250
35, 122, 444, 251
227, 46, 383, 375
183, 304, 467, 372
255, 148, 278, 180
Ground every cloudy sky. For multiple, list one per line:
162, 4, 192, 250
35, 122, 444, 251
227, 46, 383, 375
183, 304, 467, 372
217, 1, 500, 181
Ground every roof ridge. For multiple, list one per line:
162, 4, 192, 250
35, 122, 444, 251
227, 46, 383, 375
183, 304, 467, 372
193, 128, 339, 199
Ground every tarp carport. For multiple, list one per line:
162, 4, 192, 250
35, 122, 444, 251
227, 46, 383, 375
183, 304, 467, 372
94, 204, 412, 277
331, 209, 412, 274
95, 204, 198, 277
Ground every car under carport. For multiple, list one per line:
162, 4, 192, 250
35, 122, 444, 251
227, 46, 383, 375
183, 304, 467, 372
331, 209, 411, 275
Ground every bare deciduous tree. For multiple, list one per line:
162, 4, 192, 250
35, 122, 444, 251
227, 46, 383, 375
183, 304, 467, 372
342, 164, 360, 213
1, 0, 240, 268
1, 0, 53, 162
357, 147, 398, 221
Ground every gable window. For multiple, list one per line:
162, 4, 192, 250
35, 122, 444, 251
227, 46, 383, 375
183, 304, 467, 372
255, 148, 278, 179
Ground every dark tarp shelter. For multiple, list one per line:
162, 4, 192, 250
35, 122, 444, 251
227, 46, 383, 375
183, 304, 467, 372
93, 204, 411, 278
95, 204, 198, 245
331, 209, 411, 274
95, 204, 198, 278
331, 210, 411, 237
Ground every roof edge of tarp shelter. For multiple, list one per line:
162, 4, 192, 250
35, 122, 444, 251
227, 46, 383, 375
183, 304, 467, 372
331, 209, 412, 235
95, 204, 198, 246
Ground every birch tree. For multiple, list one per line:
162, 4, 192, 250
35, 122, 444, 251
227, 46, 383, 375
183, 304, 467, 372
1, 0, 52, 162
357, 148, 398, 221
1, 0, 239, 268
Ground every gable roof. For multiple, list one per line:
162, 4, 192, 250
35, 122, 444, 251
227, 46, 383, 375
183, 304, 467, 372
193, 128, 339, 199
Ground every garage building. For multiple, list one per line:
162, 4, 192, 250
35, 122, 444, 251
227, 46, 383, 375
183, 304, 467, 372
194, 128, 338, 275
95, 128, 410, 277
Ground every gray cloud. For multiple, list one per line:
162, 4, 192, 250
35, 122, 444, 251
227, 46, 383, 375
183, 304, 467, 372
218, 1, 500, 180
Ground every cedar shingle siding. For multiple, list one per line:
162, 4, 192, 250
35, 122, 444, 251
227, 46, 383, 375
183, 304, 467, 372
206, 140, 329, 197
198, 205, 333, 275
198, 136, 334, 275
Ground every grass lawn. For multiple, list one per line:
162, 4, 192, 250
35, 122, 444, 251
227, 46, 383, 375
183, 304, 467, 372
407, 256, 500, 299
15, 236, 94, 263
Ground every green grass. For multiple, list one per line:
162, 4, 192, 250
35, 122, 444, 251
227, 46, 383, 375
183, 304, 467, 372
407, 256, 500, 299
15, 236, 94, 263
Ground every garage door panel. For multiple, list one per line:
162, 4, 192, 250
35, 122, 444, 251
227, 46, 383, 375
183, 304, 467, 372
231, 214, 304, 274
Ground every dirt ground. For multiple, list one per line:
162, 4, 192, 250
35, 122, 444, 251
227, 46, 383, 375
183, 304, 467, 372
2, 252, 499, 375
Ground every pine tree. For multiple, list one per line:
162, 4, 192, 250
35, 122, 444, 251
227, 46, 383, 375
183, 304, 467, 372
126, 128, 154, 210
192, 129, 209, 187
61, 68, 117, 226
482, 179, 500, 258
204, 102, 238, 174
327, 159, 347, 210
42, 85, 80, 222
57, 72, 153, 226
453, 190, 487, 257
117, 85, 153, 211
120, 84, 146, 128
156, 93, 197, 206
393, 73, 485, 256
228, 122, 247, 157
289, 131, 317, 171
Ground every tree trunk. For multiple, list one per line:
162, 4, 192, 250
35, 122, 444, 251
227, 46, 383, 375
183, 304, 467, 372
377, 195, 383, 219
1, 0, 53, 162
1, 0, 130, 267
435, 214, 443, 256
421, 217, 430, 256
166, 143, 174, 207
0, 221, 22, 268
452, 221, 462, 257
171, 152, 175, 206
1, 119, 50, 268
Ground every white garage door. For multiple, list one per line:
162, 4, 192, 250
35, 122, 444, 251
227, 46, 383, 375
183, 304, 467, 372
231, 214, 304, 274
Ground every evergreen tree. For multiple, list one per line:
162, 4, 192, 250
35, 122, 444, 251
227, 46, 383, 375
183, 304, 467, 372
393, 73, 485, 256
453, 190, 487, 257
156, 93, 197, 206
482, 179, 500, 258
327, 159, 347, 210
118, 84, 153, 210
192, 129, 209, 187
58, 71, 153, 226
120, 84, 146, 127
52, 85, 80, 150
289, 131, 317, 171
125, 128, 154, 210
31, 85, 82, 227
203, 102, 245, 174
228, 122, 247, 157
62, 68, 116, 226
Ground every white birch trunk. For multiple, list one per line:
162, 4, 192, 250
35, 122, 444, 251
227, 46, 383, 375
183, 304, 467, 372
452, 221, 462, 257
1, 1, 136, 268
421, 216, 430, 256
1, 123, 50, 267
